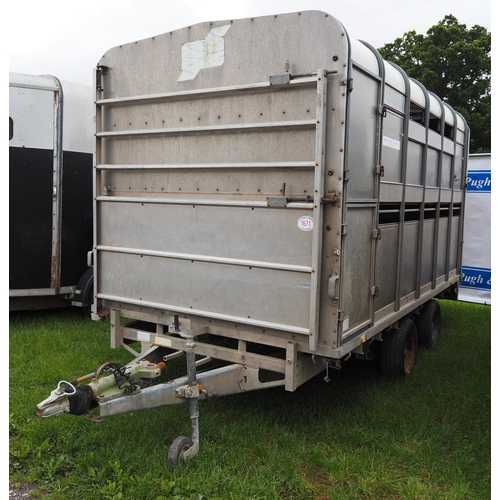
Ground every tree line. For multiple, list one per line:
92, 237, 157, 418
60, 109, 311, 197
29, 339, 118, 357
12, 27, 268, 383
378, 15, 491, 154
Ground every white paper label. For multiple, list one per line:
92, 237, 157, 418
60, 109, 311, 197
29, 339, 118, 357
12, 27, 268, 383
343, 315, 350, 331
155, 336, 173, 348
177, 25, 231, 82
137, 331, 151, 342
297, 216, 314, 231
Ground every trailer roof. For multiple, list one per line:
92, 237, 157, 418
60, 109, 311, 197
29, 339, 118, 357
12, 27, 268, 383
9, 72, 59, 91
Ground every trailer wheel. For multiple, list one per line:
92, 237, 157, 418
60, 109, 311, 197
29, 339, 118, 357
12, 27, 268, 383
168, 436, 193, 470
380, 318, 418, 377
73, 267, 94, 319
82, 283, 93, 319
416, 299, 441, 348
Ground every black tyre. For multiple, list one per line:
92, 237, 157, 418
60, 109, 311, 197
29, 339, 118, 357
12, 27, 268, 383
82, 283, 94, 319
74, 267, 94, 319
380, 318, 418, 377
167, 436, 193, 470
416, 299, 441, 348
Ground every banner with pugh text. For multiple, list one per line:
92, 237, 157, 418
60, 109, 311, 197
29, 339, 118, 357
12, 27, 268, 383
458, 154, 491, 305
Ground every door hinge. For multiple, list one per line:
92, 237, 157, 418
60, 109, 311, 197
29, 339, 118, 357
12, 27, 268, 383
372, 229, 382, 240
376, 165, 385, 177
371, 286, 379, 297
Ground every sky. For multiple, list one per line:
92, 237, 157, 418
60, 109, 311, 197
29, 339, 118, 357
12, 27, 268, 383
8, 0, 492, 88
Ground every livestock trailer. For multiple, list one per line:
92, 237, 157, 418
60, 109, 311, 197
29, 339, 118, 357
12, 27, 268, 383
36, 11, 469, 468
9, 73, 94, 314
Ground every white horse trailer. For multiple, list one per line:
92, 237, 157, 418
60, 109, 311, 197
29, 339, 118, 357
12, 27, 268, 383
37, 11, 469, 468
9, 73, 95, 314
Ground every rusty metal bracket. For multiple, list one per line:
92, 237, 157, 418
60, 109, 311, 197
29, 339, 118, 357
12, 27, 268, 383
321, 191, 340, 204
175, 384, 200, 399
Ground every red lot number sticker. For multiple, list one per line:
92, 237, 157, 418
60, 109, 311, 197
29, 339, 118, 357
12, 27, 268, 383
297, 216, 314, 231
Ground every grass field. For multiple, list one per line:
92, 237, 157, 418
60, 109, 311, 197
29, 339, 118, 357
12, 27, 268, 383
9, 299, 490, 499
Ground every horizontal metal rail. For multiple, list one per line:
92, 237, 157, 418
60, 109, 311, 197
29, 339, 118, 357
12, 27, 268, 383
96, 76, 319, 107
97, 119, 317, 139
96, 161, 317, 170
9, 286, 75, 297
109, 308, 314, 353
97, 245, 313, 273
124, 328, 288, 373
99, 293, 311, 336
96, 196, 314, 209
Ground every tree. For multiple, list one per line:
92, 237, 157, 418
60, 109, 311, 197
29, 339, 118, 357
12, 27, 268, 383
378, 15, 491, 153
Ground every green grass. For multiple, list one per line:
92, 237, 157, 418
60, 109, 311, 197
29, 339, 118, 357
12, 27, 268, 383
9, 300, 490, 499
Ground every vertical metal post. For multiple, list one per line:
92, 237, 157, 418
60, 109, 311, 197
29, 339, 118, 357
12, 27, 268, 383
92, 67, 101, 318
395, 67, 412, 311
175, 314, 200, 449
185, 335, 199, 447
167, 319, 200, 466
411, 79, 431, 300
309, 69, 328, 352
50, 79, 63, 294
367, 45, 386, 324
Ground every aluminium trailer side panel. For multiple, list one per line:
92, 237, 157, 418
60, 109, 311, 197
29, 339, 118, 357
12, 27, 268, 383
339, 42, 469, 345
93, 11, 468, 364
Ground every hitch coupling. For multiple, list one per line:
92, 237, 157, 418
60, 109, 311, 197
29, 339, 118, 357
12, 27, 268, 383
36, 360, 165, 419
36, 380, 92, 418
